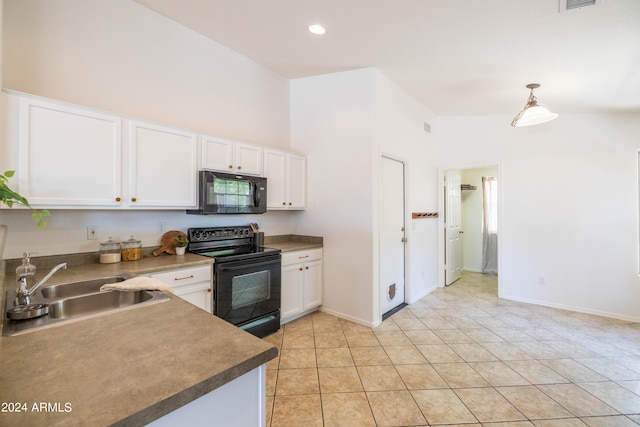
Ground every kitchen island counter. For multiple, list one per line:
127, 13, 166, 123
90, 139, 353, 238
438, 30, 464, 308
0, 254, 277, 426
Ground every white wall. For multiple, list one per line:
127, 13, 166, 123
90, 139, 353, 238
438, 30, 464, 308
439, 113, 640, 321
290, 68, 437, 326
0, 0, 293, 258
372, 72, 439, 306
290, 69, 376, 326
2, 0, 290, 147
460, 167, 497, 273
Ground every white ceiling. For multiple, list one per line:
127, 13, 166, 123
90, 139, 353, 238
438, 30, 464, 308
134, 0, 640, 116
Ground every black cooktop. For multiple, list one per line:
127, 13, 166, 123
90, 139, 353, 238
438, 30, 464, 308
187, 226, 280, 262
192, 245, 280, 262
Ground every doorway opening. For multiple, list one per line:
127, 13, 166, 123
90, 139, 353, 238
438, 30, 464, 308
439, 164, 501, 296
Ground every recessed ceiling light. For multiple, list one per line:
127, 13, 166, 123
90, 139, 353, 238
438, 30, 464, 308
308, 24, 326, 35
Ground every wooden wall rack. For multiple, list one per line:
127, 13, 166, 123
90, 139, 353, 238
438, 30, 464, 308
412, 212, 438, 219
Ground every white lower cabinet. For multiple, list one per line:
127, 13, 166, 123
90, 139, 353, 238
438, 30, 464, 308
148, 265, 213, 313
281, 248, 322, 324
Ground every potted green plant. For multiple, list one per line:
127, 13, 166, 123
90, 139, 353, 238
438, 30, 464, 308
173, 234, 189, 255
1, 170, 50, 228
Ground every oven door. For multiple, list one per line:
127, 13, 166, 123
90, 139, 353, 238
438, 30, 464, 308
214, 253, 281, 327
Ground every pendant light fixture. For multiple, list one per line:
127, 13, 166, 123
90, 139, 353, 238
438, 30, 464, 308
511, 83, 558, 127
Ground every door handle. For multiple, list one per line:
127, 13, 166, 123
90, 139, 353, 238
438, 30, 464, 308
401, 237, 408, 243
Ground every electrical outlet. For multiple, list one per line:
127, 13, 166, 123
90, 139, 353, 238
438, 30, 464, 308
157, 222, 167, 234
538, 276, 546, 286
87, 226, 99, 240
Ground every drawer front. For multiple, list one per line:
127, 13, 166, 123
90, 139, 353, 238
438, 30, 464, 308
282, 248, 322, 266
150, 265, 212, 288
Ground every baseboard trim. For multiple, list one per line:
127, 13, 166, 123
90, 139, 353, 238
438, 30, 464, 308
502, 294, 640, 323
408, 284, 438, 303
318, 307, 380, 328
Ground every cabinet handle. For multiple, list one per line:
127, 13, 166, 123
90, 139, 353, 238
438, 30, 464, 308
299, 255, 309, 259
282, 202, 286, 205
238, 166, 242, 170
207, 288, 212, 293
131, 197, 137, 202
228, 165, 233, 169
115, 197, 121, 202
173, 275, 194, 281
289, 202, 292, 205
305, 266, 309, 270
299, 267, 303, 271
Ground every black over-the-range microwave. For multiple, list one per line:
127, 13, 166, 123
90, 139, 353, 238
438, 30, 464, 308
187, 171, 267, 215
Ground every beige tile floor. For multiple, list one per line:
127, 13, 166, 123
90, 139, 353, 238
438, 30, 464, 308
262, 272, 640, 426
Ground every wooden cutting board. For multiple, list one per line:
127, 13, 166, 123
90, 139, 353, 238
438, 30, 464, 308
153, 230, 187, 256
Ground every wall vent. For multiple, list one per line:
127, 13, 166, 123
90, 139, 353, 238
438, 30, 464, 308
560, 0, 602, 12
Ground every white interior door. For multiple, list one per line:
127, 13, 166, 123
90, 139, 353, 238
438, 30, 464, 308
445, 171, 462, 285
380, 156, 406, 315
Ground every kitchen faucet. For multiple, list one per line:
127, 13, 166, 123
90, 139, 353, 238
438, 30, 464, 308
16, 263, 67, 305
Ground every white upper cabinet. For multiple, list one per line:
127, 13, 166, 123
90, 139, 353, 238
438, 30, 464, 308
18, 97, 123, 207
201, 135, 262, 176
263, 149, 286, 208
263, 148, 306, 210
7, 92, 307, 211
200, 135, 233, 172
12, 94, 198, 209
287, 154, 306, 209
127, 120, 198, 208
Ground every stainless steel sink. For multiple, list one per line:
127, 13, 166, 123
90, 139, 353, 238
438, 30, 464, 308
48, 290, 154, 320
40, 275, 128, 299
3, 274, 170, 336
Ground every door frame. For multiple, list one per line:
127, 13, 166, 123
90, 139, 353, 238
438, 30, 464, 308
379, 154, 409, 319
437, 162, 503, 296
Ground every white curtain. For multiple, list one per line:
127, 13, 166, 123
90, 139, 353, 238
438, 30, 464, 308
482, 176, 498, 275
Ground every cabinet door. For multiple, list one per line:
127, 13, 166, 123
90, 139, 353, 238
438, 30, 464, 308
302, 260, 323, 311
281, 264, 303, 322
287, 154, 306, 209
263, 149, 286, 209
173, 282, 213, 312
128, 120, 198, 208
235, 142, 263, 176
201, 135, 234, 172
149, 265, 212, 312
18, 97, 122, 206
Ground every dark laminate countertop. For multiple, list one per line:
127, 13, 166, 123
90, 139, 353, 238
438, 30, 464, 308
263, 234, 323, 253
0, 253, 277, 426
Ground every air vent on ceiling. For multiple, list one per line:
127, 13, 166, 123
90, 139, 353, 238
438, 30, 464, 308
559, 0, 602, 12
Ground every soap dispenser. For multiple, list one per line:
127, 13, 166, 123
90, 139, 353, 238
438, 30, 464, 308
16, 252, 37, 294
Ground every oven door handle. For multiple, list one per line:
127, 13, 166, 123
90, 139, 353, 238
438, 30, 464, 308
218, 259, 280, 272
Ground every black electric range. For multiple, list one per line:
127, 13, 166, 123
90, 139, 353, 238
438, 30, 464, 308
187, 226, 281, 337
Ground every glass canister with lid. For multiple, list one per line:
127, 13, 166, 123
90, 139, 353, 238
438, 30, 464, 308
121, 235, 142, 261
99, 237, 121, 264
